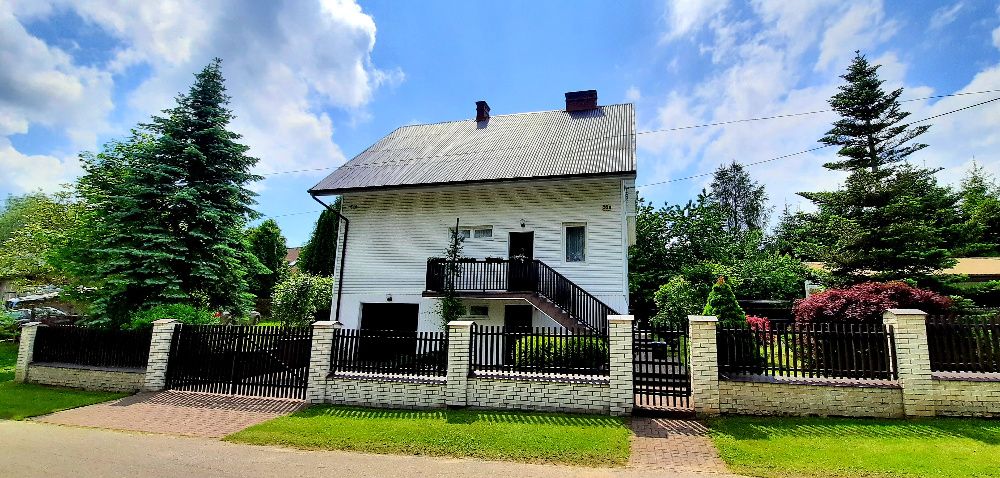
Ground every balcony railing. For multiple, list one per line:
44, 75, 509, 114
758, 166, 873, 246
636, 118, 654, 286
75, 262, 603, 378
425, 258, 617, 334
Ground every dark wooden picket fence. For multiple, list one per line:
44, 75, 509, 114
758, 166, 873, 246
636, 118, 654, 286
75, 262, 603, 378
927, 310, 1000, 373
633, 322, 690, 409
32, 325, 151, 369
330, 328, 448, 378
166, 325, 312, 399
470, 325, 609, 378
718, 321, 898, 380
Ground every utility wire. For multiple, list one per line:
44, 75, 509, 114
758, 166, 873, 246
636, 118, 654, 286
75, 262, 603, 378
257, 88, 1000, 178
635, 95, 1000, 188
257, 94, 1000, 216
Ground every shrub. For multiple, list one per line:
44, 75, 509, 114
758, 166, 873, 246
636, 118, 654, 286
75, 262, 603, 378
746, 315, 770, 332
0, 313, 20, 341
126, 304, 217, 330
703, 277, 747, 327
271, 272, 334, 327
793, 281, 952, 325
651, 276, 702, 328
513, 336, 608, 372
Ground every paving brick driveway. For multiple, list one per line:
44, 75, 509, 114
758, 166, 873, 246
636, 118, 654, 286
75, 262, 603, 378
629, 417, 732, 475
34, 390, 304, 438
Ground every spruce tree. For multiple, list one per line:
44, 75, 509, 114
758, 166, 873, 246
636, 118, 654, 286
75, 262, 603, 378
299, 198, 341, 276
143, 58, 261, 314
247, 219, 288, 315
64, 60, 260, 326
796, 53, 960, 283
708, 161, 770, 239
818, 52, 930, 173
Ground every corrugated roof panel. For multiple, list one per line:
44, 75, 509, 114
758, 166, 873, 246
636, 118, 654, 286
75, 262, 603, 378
309, 103, 636, 194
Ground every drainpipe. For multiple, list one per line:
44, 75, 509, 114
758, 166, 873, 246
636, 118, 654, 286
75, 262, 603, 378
310, 194, 349, 325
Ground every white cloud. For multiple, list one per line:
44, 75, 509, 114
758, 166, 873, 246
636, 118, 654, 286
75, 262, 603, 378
625, 86, 642, 102
929, 2, 964, 31
0, 138, 79, 193
661, 0, 729, 41
0, 4, 114, 143
0, 0, 397, 194
993, 25, 1000, 50
638, 0, 1000, 219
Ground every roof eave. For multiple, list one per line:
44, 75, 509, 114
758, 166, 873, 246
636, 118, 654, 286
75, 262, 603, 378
308, 170, 637, 197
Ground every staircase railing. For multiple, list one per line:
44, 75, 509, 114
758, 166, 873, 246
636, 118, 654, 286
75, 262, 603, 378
425, 258, 617, 334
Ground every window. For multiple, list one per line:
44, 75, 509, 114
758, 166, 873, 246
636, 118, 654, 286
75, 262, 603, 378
450, 226, 492, 240
468, 305, 489, 316
565, 224, 586, 262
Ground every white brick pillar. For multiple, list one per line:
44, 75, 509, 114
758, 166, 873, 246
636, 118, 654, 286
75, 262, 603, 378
883, 309, 934, 417
307, 320, 338, 404
608, 315, 634, 417
689, 315, 720, 416
14, 322, 43, 383
143, 319, 178, 392
446, 320, 475, 407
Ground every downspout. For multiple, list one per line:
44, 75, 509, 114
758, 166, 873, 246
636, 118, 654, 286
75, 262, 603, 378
311, 194, 349, 325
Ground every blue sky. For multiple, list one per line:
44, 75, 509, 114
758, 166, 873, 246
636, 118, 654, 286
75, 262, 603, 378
2, 0, 999, 245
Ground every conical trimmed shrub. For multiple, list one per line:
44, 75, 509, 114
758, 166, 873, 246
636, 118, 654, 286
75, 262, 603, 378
703, 277, 747, 327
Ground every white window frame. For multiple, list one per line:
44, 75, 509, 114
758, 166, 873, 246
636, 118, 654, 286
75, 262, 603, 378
450, 225, 493, 241
563, 222, 587, 263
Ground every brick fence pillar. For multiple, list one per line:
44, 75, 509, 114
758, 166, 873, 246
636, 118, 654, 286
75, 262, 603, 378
446, 320, 475, 407
307, 320, 338, 404
883, 309, 934, 417
608, 315, 634, 417
689, 315, 720, 416
14, 322, 43, 383
143, 319, 178, 392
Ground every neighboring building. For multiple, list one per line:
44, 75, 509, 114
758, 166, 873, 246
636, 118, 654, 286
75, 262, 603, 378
285, 247, 302, 269
805, 257, 1000, 283
309, 90, 636, 333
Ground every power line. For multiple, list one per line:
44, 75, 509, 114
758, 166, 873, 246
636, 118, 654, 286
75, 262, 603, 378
635, 95, 1000, 189
252, 88, 1000, 178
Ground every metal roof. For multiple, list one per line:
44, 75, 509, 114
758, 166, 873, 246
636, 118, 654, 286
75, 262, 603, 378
309, 103, 636, 195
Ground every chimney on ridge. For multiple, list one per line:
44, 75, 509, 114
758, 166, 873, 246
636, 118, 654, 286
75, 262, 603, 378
476, 101, 490, 122
565, 90, 598, 112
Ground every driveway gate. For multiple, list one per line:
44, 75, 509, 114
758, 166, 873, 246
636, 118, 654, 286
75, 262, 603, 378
633, 323, 691, 410
166, 324, 312, 399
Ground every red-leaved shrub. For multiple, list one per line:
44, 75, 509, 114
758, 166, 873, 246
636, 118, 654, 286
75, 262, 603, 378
747, 315, 770, 332
793, 281, 952, 324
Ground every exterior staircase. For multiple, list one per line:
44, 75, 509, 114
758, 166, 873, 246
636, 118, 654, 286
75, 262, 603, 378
424, 258, 618, 334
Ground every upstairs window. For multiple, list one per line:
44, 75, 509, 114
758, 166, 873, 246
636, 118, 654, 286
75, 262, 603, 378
450, 226, 493, 241
565, 224, 586, 262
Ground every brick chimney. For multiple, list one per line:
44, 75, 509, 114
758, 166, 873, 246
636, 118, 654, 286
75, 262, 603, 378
565, 90, 598, 112
476, 100, 490, 122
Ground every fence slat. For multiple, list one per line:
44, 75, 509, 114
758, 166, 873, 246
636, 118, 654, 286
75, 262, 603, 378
717, 321, 896, 380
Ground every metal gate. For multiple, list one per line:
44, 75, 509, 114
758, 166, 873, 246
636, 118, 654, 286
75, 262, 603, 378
166, 324, 312, 399
633, 323, 691, 410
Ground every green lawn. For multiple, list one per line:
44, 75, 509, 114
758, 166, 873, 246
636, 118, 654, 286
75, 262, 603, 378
225, 405, 631, 467
0, 381, 127, 420
0, 342, 16, 382
710, 415, 1000, 478
0, 340, 126, 420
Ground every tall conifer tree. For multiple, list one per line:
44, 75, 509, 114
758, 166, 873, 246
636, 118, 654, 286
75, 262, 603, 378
66, 59, 260, 325
298, 198, 341, 276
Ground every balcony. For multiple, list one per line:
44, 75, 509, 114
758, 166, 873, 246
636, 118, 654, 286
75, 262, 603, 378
424, 258, 617, 334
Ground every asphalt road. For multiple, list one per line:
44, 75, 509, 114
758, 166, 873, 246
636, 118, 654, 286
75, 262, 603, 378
0, 420, 740, 478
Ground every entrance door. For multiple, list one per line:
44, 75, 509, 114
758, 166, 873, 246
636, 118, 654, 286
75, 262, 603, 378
508, 232, 535, 291
508, 232, 534, 259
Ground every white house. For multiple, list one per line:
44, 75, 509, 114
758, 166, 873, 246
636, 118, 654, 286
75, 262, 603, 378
309, 90, 636, 334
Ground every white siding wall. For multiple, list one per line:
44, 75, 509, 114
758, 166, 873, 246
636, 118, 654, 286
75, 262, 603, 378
330, 176, 633, 331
